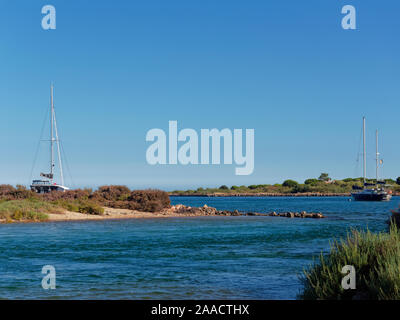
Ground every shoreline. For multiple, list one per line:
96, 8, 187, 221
170, 192, 399, 197
169, 192, 351, 197
0, 204, 325, 224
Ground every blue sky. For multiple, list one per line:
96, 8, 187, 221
0, 0, 399, 190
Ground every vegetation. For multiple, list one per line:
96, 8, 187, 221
171, 174, 400, 195
282, 180, 299, 188
397, 177, 400, 185
0, 198, 61, 221
299, 225, 400, 300
318, 173, 331, 182
0, 185, 171, 221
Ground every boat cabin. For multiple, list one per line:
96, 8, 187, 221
30, 180, 69, 194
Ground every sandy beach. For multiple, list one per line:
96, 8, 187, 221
46, 206, 208, 222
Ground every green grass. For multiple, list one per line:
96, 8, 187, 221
299, 226, 400, 300
0, 198, 62, 222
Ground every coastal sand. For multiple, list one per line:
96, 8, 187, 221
46, 207, 207, 222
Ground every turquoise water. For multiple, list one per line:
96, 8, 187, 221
0, 196, 398, 299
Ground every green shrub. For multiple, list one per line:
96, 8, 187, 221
305, 179, 319, 185
282, 180, 299, 188
0, 199, 58, 221
318, 173, 330, 182
78, 201, 104, 215
53, 199, 104, 215
299, 226, 400, 300
219, 185, 229, 190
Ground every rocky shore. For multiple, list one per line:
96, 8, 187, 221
165, 204, 325, 219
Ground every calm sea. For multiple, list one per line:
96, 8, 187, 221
0, 196, 398, 299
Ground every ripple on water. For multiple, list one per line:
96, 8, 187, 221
0, 196, 396, 299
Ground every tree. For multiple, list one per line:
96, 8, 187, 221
318, 173, 330, 182
282, 180, 299, 188
219, 185, 229, 190
304, 179, 319, 185
397, 177, 400, 185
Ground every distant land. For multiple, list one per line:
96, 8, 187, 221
169, 174, 400, 197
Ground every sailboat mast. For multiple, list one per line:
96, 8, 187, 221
50, 84, 54, 182
376, 130, 379, 183
363, 116, 366, 186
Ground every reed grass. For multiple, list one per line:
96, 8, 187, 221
298, 226, 400, 300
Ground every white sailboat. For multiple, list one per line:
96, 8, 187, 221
30, 84, 69, 193
351, 117, 392, 201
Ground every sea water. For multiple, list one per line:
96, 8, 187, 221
0, 196, 397, 299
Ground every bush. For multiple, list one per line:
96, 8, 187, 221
319, 173, 330, 182
53, 199, 104, 215
0, 185, 172, 218
92, 185, 131, 202
40, 189, 92, 202
299, 226, 400, 300
78, 201, 104, 215
219, 185, 229, 190
0, 199, 61, 221
0, 184, 36, 200
127, 189, 170, 212
304, 179, 319, 185
282, 180, 298, 188
396, 177, 400, 185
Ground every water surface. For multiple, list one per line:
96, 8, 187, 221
0, 196, 397, 299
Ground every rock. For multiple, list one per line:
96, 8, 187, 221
286, 212, 295, 218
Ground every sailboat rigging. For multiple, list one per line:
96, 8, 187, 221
30, 84, 69, 193
351, 117, 392, 201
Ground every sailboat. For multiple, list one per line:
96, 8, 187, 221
351, 117, 392, 201
30, 84, 69, 193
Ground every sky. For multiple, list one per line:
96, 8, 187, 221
0, 0, 399, 190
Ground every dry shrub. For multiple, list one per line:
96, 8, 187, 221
0, 184, 36, 200
0, 184, 170, 214
127, 189, 170, 212
91, 185, 131, 202
90, 187, 170, 212
40, 189, 92, 202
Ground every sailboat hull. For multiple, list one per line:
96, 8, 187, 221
352, 191, 392, 202
30, 180, 69, 194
